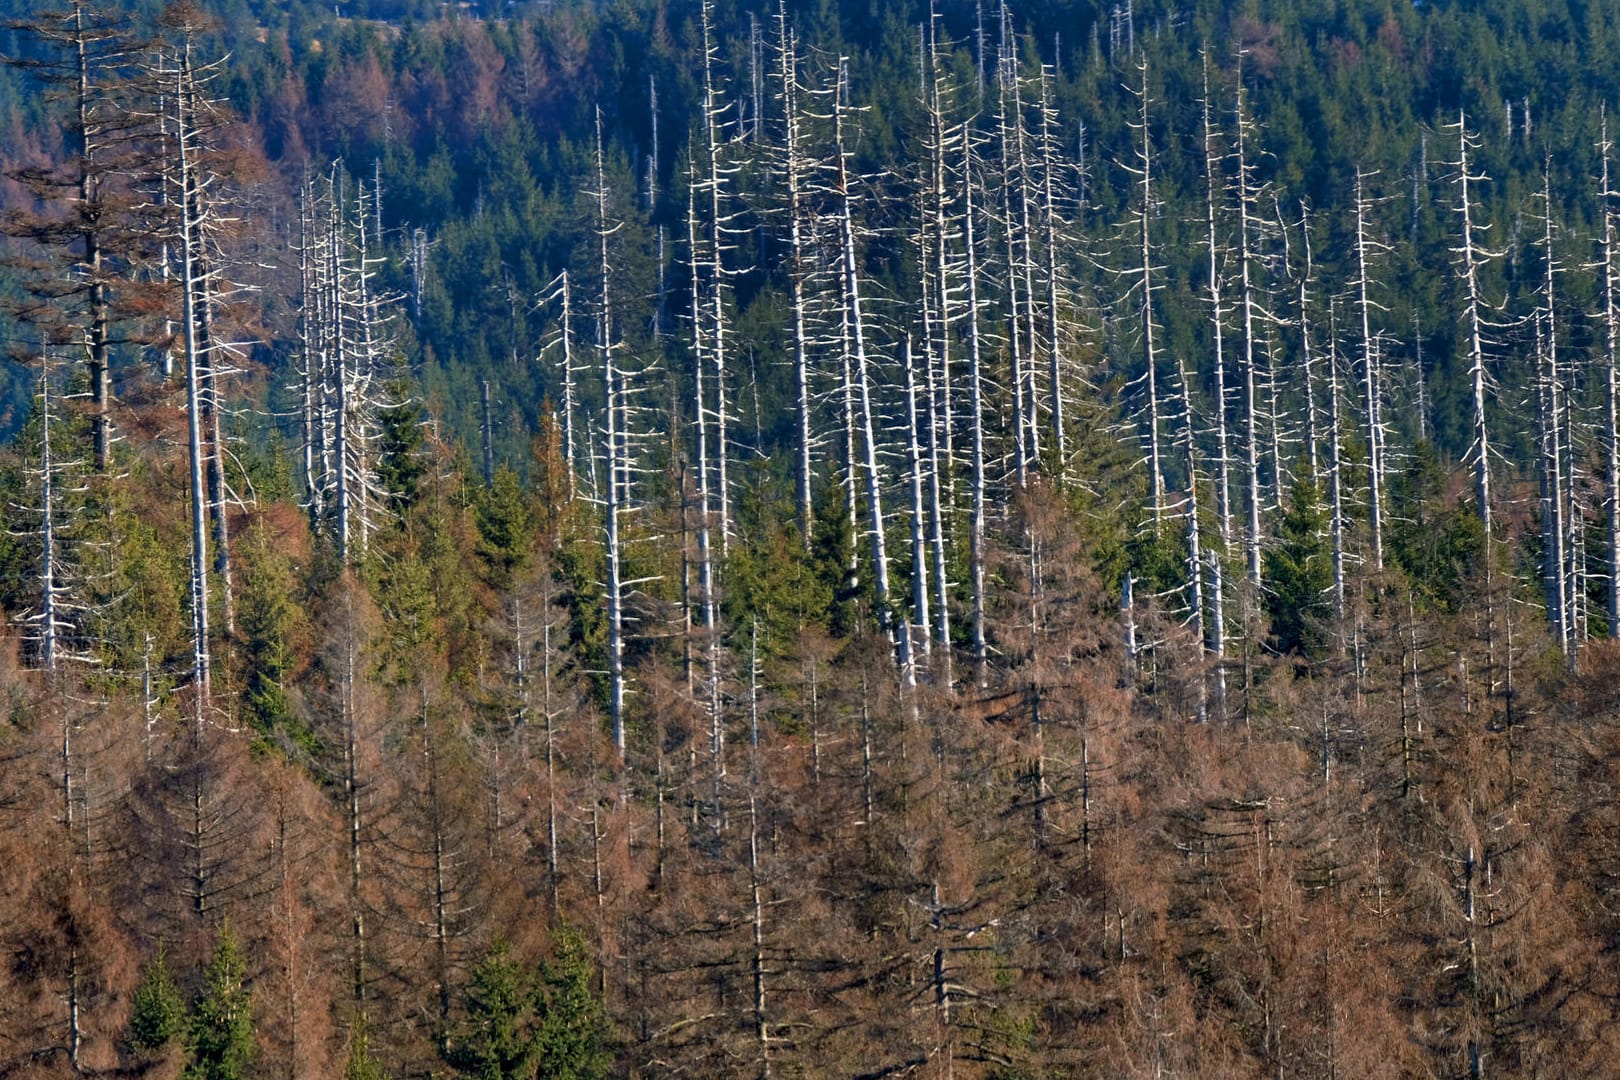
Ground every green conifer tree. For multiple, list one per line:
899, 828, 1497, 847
128, 945, 185, 1053
185, 928, 254, 1080
1264, 476, 1333, 658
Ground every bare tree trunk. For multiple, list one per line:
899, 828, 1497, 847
539, 573, 562, 911
1208, 549, 1226, 709
923, 13, 956, 675
997, 11, 1031, 485
687, 159, 726, 816
174, 43, 211, 721
1037, 63, 1067, 464
198, 272, 232, 636
1455, 112, 1494, 530
297, 183, 323, 533
1327, 314, 1347, 630
35, 360, 63, 674
1131, 56, 1165, 524
1353, 169, 1386, 571
700, 0, 734, 552
338, 590, 368, 1004
748, 792, 769, 1077
1234, 70, 1265, 588
334, 184, 355, 561
1535, 163, 1575, 661
833, 61, 899, 657
903, 336, 932, 656
1600, 114, 1620, 637
1177, 358, 1207, 721
1200, 54, 1234, 549
1297, 204, 1322, 485
61, 0, 116, 472
648, 77, 666, 342
963, 131, 990, 684
595, 109, 628, 759
776, 8, 815, 547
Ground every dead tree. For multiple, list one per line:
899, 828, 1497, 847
1451, 112, 1497, 530
1199, 51, 1235, 550
1175, 357, 1209, 719
2, 0, 138, 473
1123, 55, 1167, 524
962, 123, 992, 683
775, 3, 817, 546
297, 169, 397, 563
921, 6, 962, 670
155, 24, 228, 719
1352, 169, 1390, 571
1035, 63, 1069, 464
697, 0, 737, 552
14, 352, 93, 674
539, 269, 580, 497
593, 108, 630, 758
1232, 61, 1270, 588
1598, 112, 1620, 637
996, 4, 1039, 482
1534, 160, 1578, 660
831, 58, 900, 660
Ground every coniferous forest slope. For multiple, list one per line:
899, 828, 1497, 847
8, 0, 1620, 1075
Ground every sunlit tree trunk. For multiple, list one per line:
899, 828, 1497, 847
1128, 56, 1166, 524
833, 60, 899, 658
903, 335, 932, 656
1599, 114, 1620, 637
1200, 58, 1234, 549
699, 0, 734, 552
963, 130, 990, 683
1233, 68, 1266, 587
776, 6, 815, 546
171, 38, 212, 720
1353, 169, 1387, 571
1453, 112, 1494, 530
1036, 63, 1067, 464
594, 108, 628, 758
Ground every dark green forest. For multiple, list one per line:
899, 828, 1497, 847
5, 0, 1620, 1075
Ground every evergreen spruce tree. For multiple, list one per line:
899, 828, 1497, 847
185, 927, 254, 1080
448, 930, 611, 1080
128, 944, 186, 1053
1264, 476, 1333, 659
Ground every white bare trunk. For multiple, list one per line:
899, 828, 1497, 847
1200, 55, 1234, 551
997, 11, 1033, 484
963, 131, 990, 683
700, 0, 734, 553
595, 109, 628, 758
1234, 71, 1264, 588
1327, 317, 1347, 625
1600, 115, 1620, 637
777, 7, 815, 546
687, 154, 726, 814
923, 14, 956, 670
174, 45, 211, 721
1132, 57, 1165, 524
903, 335, 932, 655
1536, 164, 1575, 660
833, 62, 899, 655
1297, 205, 1321, 485
1353, 170, 1386, 570
1037, 64, 1066, 464
1454, 112, 1493, 530
1177, 358, 1207, 720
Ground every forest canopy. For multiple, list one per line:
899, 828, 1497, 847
1, 0, 1620, 1075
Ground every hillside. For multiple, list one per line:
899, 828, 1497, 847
1, 0, 1620, 1076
